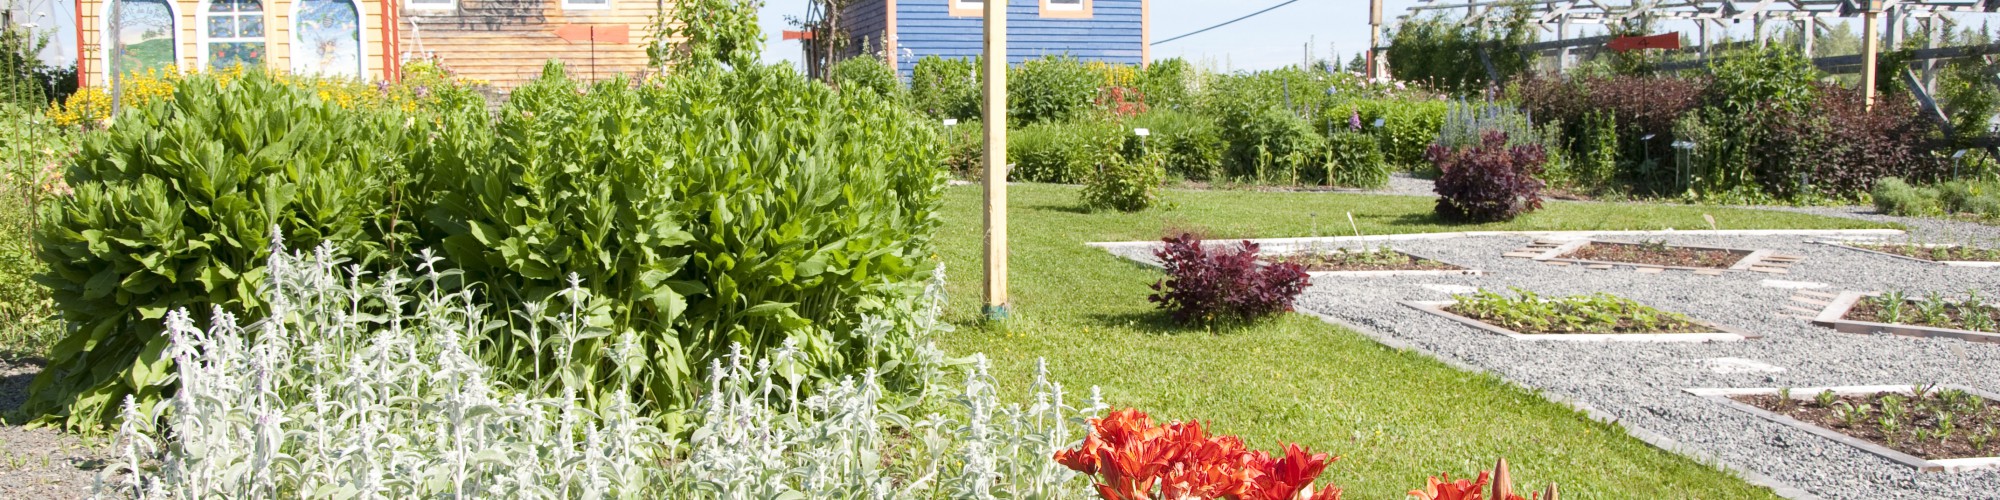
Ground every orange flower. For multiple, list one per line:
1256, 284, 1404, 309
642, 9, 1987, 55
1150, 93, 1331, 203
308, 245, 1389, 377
1410, 471, 1490, 500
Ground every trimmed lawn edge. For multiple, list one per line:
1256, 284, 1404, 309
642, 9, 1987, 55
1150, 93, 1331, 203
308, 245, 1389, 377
1088, 228, 1906, 252
1297, 309, 1825, 500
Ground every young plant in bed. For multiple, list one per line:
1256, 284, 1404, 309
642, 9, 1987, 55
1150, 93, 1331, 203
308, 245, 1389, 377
1446, 288, 1705, 334
1736, 384, 2000, 460
1850, 290, 2000, 332
1272, 244, 1458, 272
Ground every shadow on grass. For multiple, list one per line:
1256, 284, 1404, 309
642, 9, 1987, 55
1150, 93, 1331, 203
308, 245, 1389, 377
1025, 203, 1093, 215
1082, 308, 1288, 337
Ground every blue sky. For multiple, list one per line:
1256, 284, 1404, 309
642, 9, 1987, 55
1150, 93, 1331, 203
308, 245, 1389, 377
757, 0, 1430, 71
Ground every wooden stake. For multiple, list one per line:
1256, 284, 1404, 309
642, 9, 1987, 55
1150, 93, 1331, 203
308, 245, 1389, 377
1863, 8, 1881, 111
981, 0, 1009, 320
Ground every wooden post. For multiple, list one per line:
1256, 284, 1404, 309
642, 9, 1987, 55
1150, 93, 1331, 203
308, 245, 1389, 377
1863, 7, 1881, 111
982, 0, 1009, 320
1368, 0, 1383, 79
1802, 20, 1815, 57
1556, 20, 1570, 74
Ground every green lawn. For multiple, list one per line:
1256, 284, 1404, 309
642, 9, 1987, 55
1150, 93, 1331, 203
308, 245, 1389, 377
933, 184, 1886, 498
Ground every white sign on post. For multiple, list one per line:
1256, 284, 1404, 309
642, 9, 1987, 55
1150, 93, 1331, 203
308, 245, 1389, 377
1133, 128, 1151, 137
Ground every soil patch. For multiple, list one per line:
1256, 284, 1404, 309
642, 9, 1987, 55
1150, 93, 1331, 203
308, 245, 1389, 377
1736, 388, 2000, 461
1851, 243, 2000, 263
1560, 241, 1748, 269
1270, 248, 1461, 272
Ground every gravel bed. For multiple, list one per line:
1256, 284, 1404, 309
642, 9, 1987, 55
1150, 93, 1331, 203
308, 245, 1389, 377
1748, 205, 2000, 244
0, 357, 110, 499
1103, 229, 2000, 499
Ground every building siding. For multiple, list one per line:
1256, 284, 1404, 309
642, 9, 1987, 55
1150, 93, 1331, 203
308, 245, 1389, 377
840, 0, 887, 60
401, 0, 662, 89
867, 0, 1144, 76
79, 0, 386, 85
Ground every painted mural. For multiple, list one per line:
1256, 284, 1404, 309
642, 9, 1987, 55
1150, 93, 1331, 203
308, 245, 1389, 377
110, 0, 176, 75
293, 0, 362, 77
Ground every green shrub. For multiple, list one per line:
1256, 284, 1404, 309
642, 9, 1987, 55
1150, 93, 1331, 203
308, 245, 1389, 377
1385, 13, 1534, 94
1220, 105, 1325, 182
1129, 109, 1223, 181
1009, 118, 1120, 184
942, 119, 984, 177
423, 63, 948, 411
1321, 131, 1389, 188
1138, 58, 1194, 109
829, 54, 903, 101
1010, 55, 1097, 124
0, 106, 71, 357
1578, 111, 1620, 188
1082, 150, 1166, 212
1872, 177, 1940, 216
1938, 180, 2000, 217
27, 72, 428, 429
910, 55, 980, 120
1328, 99, 1449, 172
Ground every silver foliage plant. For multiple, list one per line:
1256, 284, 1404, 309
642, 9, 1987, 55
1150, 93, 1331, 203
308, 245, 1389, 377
101, 235, 1102, 499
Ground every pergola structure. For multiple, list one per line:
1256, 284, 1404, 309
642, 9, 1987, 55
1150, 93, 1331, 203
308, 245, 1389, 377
1377, 1, 2000, 108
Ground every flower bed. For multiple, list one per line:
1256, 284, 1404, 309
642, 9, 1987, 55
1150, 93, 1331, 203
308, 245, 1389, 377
1807, 291, 2000, 344
1266, 246, 1477, 276
1826, 241, 2000, 267
1688, 385, 2000, 472
1402, 289, 1755, 342
1559, 241, 1750, 269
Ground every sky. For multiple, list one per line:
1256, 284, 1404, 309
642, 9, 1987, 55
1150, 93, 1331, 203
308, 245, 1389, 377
757, 0, 1432, 71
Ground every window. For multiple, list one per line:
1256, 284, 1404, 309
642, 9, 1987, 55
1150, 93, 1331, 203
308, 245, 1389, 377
292, 0, 362, 78
562, 0, 609, 10
948, 0, 982, 17
404, 0, 453, 12
103, 0, 179, 80
1040, 0, 1090, 18
202, 0, 266, 70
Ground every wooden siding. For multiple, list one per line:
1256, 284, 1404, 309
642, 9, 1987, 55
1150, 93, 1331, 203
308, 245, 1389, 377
886, 0, 1143, 76
400, 0, 662, 90
78, 0, 387, 86
839, 0, 887, 61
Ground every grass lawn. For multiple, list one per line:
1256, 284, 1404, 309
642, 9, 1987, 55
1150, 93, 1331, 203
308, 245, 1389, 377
932, 184, 1887, 498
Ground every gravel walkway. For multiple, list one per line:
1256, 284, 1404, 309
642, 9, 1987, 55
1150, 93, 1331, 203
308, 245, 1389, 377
1099, 223, 2000, 499
0, 357, 109, 499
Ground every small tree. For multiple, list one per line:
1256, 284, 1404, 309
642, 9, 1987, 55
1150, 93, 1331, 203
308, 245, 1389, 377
649, 0, 765, 71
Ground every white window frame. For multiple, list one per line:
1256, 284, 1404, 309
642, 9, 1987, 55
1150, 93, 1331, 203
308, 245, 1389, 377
949, 0, 983, 17
98, 0, 182, 84
1039, 0, 1090, 18
196, 0, 268, 71
561, 0, 611, 11
1045, 0, 1082, 11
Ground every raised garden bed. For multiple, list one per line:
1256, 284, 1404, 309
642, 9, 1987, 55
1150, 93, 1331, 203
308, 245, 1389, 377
1402, 289, 1756, 342
1802, 291, 2000, 344
1265, 246, 1480, 277
1687, 385, 2000, 472
1818, 241, 2000, 268
1504, 238, 1800, 275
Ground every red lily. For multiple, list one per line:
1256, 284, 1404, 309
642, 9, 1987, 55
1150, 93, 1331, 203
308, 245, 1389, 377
1411, 471, 1491, 500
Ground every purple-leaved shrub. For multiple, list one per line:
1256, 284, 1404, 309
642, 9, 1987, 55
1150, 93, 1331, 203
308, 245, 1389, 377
1429, 131, 1548, 223
1147, 234, 1310, 325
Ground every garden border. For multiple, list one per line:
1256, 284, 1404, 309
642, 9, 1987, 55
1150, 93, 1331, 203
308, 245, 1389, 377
1805, 291, 2000, 344
1684, 385, 2000, 473
1401, 300, 1759, 343
1811, 241, 2000, 268
1508, 239, 1802, 275
1294, 309, 1822, 500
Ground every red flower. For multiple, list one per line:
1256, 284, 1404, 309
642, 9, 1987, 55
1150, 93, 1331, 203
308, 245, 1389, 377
1244, 444, 1336, 500
1055, 407, 1344, 500
1410, 471, 1491, 500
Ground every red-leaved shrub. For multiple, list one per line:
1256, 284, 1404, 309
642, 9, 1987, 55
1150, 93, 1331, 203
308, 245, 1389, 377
1148, 234, 1309, 325
1429, 131, 1548, 222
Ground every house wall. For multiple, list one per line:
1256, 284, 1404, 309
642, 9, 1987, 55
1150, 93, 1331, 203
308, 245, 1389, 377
840, 0, 888, 62
890, 0, 1144, 76
79, 0, 387, 85
399, 0, 661, 89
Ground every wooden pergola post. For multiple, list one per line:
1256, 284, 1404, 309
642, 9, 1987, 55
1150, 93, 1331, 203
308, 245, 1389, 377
982, 0, 1009, 320
1863, 1, 1882, 111
1369, 0, 1383, 79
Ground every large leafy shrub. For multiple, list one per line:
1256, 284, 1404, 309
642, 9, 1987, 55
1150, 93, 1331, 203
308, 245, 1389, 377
1147, 234, 1310, 326
1385, 12, 1534, 94
1009, 118, 1121, 184
422, 63, 948, 411
1326, 99, 1449, 171
28, 72, 428, 429
1082, 150, 1166, 212
1874, 177, 1939, 216
829, 54, 902, 101
1137, 57, 1195, 110
1322, 131, 1390, 188
1429, 131, 1547, 222
909, 55, 980, 120
1129, 109, 1223, 181
1220, 105, 1325, 182
1010, 55, 1097, 124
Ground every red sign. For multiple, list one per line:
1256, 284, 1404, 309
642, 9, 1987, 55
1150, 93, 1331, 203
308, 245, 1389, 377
783, 30, 815, 41
1608, 33, 1681, 52
553, 24, 630, 44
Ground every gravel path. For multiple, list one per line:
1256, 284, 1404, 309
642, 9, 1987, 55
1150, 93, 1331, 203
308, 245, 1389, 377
0, 357, 109, 498
1101, 224, 2000, 499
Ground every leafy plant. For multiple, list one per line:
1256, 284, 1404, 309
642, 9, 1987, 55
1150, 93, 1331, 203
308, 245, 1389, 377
1450, 288, 1701, 334
1148, 234, 1311, 326
27, 72, 429, 430
1429, 131, 1548, 222
1082, 149, 1166, 212
1220, 105, 1325, 183
1129, 109, 1224, 181
1010, 117, 1123, 184
909, 55, 981, 120
1874, 177, 1944, 216
649, 0, 764, 70
1010, 55, 1098, 125
828, 54, 902, 101
1321, 131, 1390, 188
1385, 11, 1535, 94
1816, 389, 1839, 409
0, 105, 71, 357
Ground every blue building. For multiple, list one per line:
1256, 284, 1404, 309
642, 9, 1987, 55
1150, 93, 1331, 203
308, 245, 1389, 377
839, 0, 1150, 76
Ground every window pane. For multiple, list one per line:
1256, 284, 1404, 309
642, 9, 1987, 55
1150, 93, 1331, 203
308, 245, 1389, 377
112, 0, 176, 75
208, 15, 235, 38
239, 14, 263, 37
209, 41, 264, 70
236, 0, 262, 13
